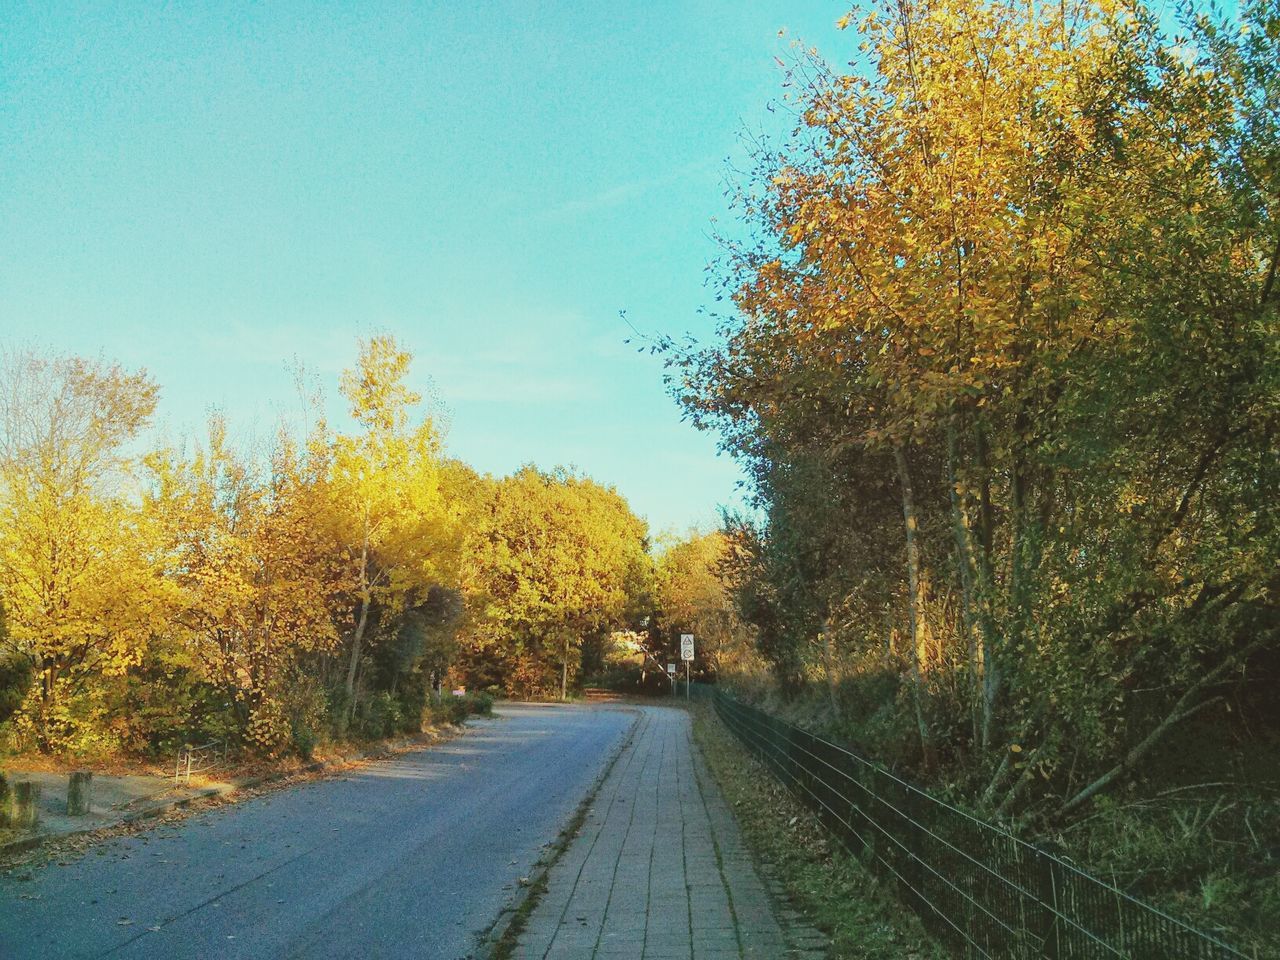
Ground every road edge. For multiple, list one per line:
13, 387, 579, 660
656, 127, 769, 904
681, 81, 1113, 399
0, 721, 478, 862
477, 705, 642, 960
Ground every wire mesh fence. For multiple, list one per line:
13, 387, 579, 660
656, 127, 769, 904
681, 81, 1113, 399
709, 688, 1248, 960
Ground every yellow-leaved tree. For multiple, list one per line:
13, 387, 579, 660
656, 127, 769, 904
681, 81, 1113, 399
459, 467, 651, 699
149, 418, 342, 754
0, 348, 170, 751
653, 531, 747, 679
324, 335, 463, 720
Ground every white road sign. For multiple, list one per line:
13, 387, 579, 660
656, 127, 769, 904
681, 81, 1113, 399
680, 634, 694, 661
666, 663, 677, 675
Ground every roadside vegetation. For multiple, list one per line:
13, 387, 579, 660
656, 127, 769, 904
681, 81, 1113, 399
691, 701, 945, 960
650, 0, 1280, 952
0, 336, 642, 772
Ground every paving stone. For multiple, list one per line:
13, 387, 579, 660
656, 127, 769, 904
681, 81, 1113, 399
510, 705, 826, 959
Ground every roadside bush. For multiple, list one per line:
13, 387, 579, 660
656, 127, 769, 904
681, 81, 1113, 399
290, 722, 319, 761
392, 669, 431, 734
426, 694, 469, 725
325, 686, 352, 741
110, 653, 237, 757
583, 665, 669, 696
285, 682, 328, 760
245, 699, 291, 756
466, 691, 494, 716
357, 692, 404, 740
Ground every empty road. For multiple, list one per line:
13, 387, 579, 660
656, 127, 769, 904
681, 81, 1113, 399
0, 704, 636, 960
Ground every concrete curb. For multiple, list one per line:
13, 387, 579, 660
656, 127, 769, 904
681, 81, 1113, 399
478, 705, 641, 959
0, 724, 474, 862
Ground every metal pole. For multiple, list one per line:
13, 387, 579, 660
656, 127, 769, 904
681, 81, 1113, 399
686, 661, 690, 700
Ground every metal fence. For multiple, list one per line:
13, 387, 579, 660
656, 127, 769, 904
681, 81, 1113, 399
174, 739, 226, 784
710, 689, 1248, 960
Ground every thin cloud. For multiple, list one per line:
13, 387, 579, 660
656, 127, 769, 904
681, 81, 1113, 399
538, 158, 719, 221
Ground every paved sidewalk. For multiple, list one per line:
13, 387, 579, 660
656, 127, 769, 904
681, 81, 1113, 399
512, 706, 826, 960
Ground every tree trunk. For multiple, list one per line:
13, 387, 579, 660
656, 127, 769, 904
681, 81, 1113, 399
1058, 640, 1263, 816
893, 443, 937, 772
344, 537, 371, 723
973, 422, 999, 749
946, 420, 983, 745
345, 598, 370, 699
820, 617, 840, 721
561, 634, 570, 701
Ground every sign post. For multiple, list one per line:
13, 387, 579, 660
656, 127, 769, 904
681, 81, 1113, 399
680, 634, 694, 700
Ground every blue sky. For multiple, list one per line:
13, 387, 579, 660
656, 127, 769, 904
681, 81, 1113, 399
0, 1, 849, 535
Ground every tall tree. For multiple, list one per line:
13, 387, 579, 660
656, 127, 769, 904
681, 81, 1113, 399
325, 335, 461, 717
670, 0, 1280, 810
0, 348, 167, 750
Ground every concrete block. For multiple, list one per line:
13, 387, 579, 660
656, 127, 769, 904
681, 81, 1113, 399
7, 780, 40, 829
67, 770, 93, 816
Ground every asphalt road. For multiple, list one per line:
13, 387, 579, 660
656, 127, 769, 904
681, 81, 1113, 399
0, 704, 637, 960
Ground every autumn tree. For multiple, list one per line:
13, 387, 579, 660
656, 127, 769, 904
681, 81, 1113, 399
148, 418, 343, 753
324, 335, 463, 721
0, 348, 169, 751
459, 467, 650, 699
671, 0, 1279, 813
653, 531, 748, 679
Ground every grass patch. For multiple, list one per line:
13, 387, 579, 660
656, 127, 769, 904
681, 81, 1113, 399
690, 701, 949, 960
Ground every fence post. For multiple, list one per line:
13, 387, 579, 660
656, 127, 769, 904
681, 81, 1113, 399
1035, 849, 1062, 959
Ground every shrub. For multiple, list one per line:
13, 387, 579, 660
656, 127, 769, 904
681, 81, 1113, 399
284, 682, 328, 760
426, 693, 470, 725
357, 692, 404, 740
245, 699, 291, 756
291, 722, 319, 761
325, 686, 352, 740
0, 653, 33, 728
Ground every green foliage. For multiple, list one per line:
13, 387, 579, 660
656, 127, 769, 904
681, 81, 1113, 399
582, 664, 671, 696
425, 691, 492, 726
357, 692, 406, 740
285, 681, 328, 761
457, 466, 652, 699
426, 693, 469, 726
0, 652, 32, 729
325, 685, 353, 742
